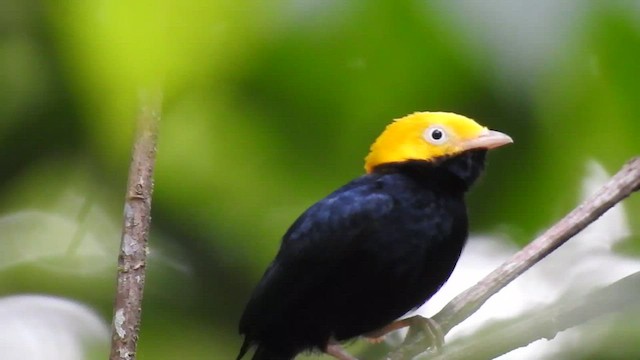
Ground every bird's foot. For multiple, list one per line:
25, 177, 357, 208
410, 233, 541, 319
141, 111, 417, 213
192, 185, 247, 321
405, 315, 444, 351
325, 340, 359, 360
364, 317, 413, 341
364, 315, 444, 352
363, 335, 386, 344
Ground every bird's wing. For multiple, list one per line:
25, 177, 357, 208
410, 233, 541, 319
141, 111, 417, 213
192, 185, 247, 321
280, 180, 395, 261
239, 178, 396, 333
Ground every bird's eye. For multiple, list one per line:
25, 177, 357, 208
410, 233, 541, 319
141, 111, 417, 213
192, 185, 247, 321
424, 126, 448, 145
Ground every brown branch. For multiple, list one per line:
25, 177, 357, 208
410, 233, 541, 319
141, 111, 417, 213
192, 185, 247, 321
386, 156, 640, 360
425, 271, 640, 360
109, 92, 161, 360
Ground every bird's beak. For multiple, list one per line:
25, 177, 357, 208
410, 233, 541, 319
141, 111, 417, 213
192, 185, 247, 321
460, 129, 513, 151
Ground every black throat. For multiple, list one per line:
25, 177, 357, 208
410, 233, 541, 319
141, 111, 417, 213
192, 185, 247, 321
372, 150, 488, 193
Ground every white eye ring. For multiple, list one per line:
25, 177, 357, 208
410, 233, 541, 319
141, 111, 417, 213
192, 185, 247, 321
424, 126, 447, 145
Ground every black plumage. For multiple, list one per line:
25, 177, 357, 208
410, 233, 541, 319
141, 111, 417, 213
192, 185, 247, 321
238, 150, 487, 360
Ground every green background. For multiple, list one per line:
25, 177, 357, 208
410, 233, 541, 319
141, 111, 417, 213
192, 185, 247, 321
1, 1, 639, 359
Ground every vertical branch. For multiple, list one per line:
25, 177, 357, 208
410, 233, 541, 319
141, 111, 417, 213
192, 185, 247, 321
109, 91, 161, 360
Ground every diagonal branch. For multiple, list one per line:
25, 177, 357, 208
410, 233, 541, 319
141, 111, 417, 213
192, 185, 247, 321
426, 270, 640, 360
386, 156, 640, 360
109, 91, 161, 360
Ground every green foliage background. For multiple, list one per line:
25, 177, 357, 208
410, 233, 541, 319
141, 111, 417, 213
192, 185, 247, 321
1, 1, 639, 359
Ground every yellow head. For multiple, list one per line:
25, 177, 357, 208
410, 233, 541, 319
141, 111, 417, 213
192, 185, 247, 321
364, 112, 512, 173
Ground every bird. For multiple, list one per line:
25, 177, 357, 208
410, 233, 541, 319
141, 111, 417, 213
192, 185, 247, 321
237, 112, 512, 360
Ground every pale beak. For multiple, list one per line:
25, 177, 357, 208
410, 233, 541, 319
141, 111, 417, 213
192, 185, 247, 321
460, 129, 513, 151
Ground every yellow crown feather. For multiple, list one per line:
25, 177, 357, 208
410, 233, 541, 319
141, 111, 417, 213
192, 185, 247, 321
364, 112, 511, 173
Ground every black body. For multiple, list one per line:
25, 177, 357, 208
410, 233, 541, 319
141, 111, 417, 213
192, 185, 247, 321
238, 150, 487, 360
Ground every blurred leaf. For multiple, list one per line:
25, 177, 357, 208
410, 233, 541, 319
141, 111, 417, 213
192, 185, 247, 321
0, 295, 108, 360
49, 0, 271, 168
479, 8, 640, 242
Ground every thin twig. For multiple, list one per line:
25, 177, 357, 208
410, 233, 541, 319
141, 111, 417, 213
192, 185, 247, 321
426, 271, 640, 360
387, 157, 640, 360
109, 91, 161, 360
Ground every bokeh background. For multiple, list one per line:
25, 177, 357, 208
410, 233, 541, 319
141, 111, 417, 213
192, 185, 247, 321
1, 1, 639, 359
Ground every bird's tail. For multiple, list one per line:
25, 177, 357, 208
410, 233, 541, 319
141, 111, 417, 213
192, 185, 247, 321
236, 339, 252, 360
236, 340, 295, 360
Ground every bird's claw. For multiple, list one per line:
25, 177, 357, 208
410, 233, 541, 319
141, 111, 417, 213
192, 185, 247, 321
405, 315, 444, 352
